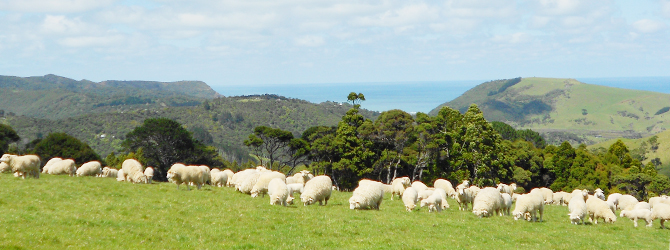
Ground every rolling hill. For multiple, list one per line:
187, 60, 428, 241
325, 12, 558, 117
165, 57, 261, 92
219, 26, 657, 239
431, 77, 670, 145
589, 130, 670, 177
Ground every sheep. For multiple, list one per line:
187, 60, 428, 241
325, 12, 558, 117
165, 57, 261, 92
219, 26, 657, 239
513, 193, 544, 222
468, 186, 482, 197
433, 188, 450, 210
434, 179, 456, 198
42, 157, 63, 173
0, 154, 40, 179
472, 187, 504, 218
211, 171, 228, 187
411, 181, 428, 193
617, 195, 639, 211
512, 193, 520, 202
607, 193, 622, 207
586, 196, 617, 224
236, 169, 261, 194
268, 178, 289, 206
166, 164, 205, 190
128, 170, 147, 184
497, 183, 513, 197
651, 203, 670, 229
391, 177, 411, 200
605, 200, 616, 214
501, 193, 512, 216
286, 183, 304, 205
48, 159, 77, 176
402, 187, 419, 212
568, 194, 588, 225
0, 162, 11, 173
198, 165, 211, 185
292, 170, 312, 185
286, 176, 296, 184
418, 189, 435, 201
420, 191, 443, 213
539, 188, 554, 204
563, 193, 573, 205
456, 184, 475, 211
121, 159, 144, 182
594, 188, 606, 200
634, 202, 651, 211
301, 175, 332, 206
76, 161, 102, 177
553, 191, 567, 206
649, 196, 670, 208
144, 167, 154, 184
116, 169, 125, 181
509, 183, 517, 193
349, 180, 385, 210
222, 169, 235, 187
251, 171, 286, 197
102, 167, 118, 178
620, 209, 653, 227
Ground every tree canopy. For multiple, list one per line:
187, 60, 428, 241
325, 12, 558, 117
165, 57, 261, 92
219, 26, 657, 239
31, 132, 101, 165
0, 124, 20, 156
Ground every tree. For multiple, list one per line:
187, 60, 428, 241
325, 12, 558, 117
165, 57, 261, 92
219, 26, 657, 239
245, 126, 294, 170
0, 124, 20, 156
347, 92, 365, 107
373, 109, 415, 183
32, 132, 101, 164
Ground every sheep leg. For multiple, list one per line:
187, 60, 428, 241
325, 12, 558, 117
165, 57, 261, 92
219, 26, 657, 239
633, 218, 638, 227
661, 220, 666, 229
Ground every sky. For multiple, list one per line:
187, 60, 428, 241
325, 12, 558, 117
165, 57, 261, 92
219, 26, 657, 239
1, 0, 670, 91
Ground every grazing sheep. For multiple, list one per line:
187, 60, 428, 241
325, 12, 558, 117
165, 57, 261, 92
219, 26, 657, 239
301, 175, 332, 206
286, 176, 296, 184
349, 180, 385, 210
512, 193, 520, 203
468, 186, 482, 197
166, 164, 204, 190
121, 159, 144, 182
472, 187, 504, 218
607, 193, 622, 207
116, 169, 125, 181
236, 169, 261, 194
617, 195, 639, 211
0, 154, 40, 179
42, 157, 63, 173
286, 183, 304, 205
501, 193, 512, 216
48, 159, 77, 176
198, 165, 211, 185
0, 162, 11, 173
586, 196, 617, 224
594, 188, 606, 200
411, 181, 428, 194
497, 183, 513, 197
292, 170, 312, 185
420, 191, 443, 213
509, 183, 517, 193
620, 209, 653, 227
222, 169, 235, 187
268, 178, 289, 206
563, 193, 573, 205
418, 189, 435, 201
456, 184, 475, 211
634, 202, 651, 211
539, 188, 554, 204
402, 187, 419, 212
102, 168, 118, 178
433, 188, 450, 210
649, 196, 670, 208
513, 193, 544, 222
144, 167, 154, 184
568, 194, 588, 225
251, 171, 287, 197
128, 171, 147, 184
434, 179, 456, 198
391, 177, 411, 200
211, 171, 228, 187
651, 203, 670, 229
553, 191, 568, 206
605, 200, 617, 214
76, 161, 102, 177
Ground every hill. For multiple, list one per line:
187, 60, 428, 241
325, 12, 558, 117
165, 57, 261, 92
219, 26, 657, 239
0, 74, 221, 120
430, 77, 670, 145
589, 130, 670, 177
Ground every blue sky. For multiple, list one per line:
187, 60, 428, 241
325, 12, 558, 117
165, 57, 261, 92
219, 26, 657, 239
1, 0, 669, 90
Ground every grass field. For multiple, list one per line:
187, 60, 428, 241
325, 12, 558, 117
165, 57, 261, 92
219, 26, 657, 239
1, 175, 668, 249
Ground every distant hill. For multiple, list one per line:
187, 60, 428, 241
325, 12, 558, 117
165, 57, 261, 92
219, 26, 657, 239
430, 77, 670, 145
588, 130, 670, 177
0, 74, 221, 120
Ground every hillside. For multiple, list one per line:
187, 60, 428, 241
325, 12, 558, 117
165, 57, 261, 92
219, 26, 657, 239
431, 77, 670, 144
0, 74, 220, 119
589, 130, 670, 177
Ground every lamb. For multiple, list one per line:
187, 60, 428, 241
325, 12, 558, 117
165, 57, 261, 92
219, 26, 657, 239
48, 159, 77, 176
211, 171, 229, 187
268, 178, 289, 206
501, 193, 512, 216
166, 164, 205, 190
121, 159, 144, 182
411, 181, 428, 193
0, 154, 40, 179
222, 169, 235, 187
509, 183, 517, 193
513, 193, 544, 222
116, 169, 125, 181
102, 167, 118, 178
144, 167, 154, 184
586, 196, 617, 224
251, 171, 287, 197
633, 202, 651, 211
617, 195, 639, 211
455, 184, 474, 211
402, 187, 419, 212
472, 187, 504, 218
391, 177, 411, 200
301, 175, 332, 206
420, 191, 443, 213
42, 157, 63, 173
286, 183, 304, 205
349, 180, 385, 210
651, 203, 670, 229
620, 209, 653, 227
607, 193, 622, 207
497, 183, 513, 197
76, 161, 102, 177
0, 162, 11, 173
568, 194, 588, 225
434, 179, 456, 198
433, 188, 450, 210
594, 188, 606, 200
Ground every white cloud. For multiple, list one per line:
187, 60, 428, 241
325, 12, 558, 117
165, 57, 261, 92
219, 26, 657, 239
632, 19, 666, 33
295, 35, 325, 47
491, 32, 531, 44
41, 15, 89, 35
662, 0, 670, 18
0, 0, 116, 13
58, 35, 124, 47
352, 4, 439, 27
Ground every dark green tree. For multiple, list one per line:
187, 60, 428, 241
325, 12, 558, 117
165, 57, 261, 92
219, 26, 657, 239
245, 126, 294, 170
0, 124, 20, 156
32, 132, 101, 165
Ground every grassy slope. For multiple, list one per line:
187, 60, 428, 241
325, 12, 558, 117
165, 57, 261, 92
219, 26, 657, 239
589, 129, 670, 176
0, 175, 666, 249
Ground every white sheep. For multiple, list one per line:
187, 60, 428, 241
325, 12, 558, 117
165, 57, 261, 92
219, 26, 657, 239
509, 183, 517, 193
251, 171, 286, 197
301, 175, 332, 206
268, 178, 289, 206
540, 188, 554, 204
391, 177, 411, 200
286, 183, 304, 205
607, 193, 622, 207
121, 159, 144, 182
649, 196, 670, 208
456, 184, 474, 211
128, 170, 147, 184
620, 209, 653, 227
222, 169, 235, 187
76, 161, 102, 177
418, 189, 435, 201
166, 164, 204, 190
48, 159, 77, 176
594, 188, 605, 200
211, 171, 228, 187
568, 194, 588, 225
402, 187, 419, 212
617, 195, 639, 211
633, 201, 651, 211
513, 193, 544, 222
411, 181, 428, 194
586, 196, 617, 224
468, 186, 481, 197
236, 169, 261, 194
116, 169, 125, 181
349, 179, 385, 210
42, 157, 63, 173
553, 191, 567, 206
651, 203, 670, 229
0, 154, 40, 179
605, 200, 616, 214
420, 191, 443, 213
472, 187, 504, 218
102, 168, 118, 178
197, 165, 211, 185
497, 183, 513, 197
0, 162, 11, 173
433, 188, 450, 210
144, 167, 154, 184
512, 193, 520, 203
292, 170, 312, 185
501, 193, 512, 216
434, 179, 456, 198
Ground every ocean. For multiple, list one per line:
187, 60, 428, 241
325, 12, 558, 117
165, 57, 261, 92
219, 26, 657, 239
211, 77, 670, 114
